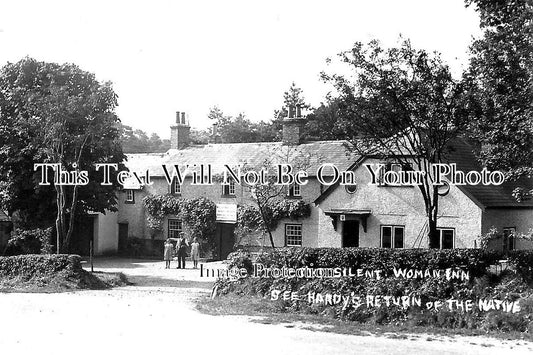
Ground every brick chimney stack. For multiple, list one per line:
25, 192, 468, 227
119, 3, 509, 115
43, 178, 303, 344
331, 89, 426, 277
282, 104, 305, 145
170, 111, 190, 149
210, 122, 222, 144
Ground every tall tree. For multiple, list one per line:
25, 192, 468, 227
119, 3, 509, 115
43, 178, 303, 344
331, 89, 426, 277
303, 97, 345, 141
189, 128, 210, 144
323, 39, 470, 247
237, 146, 313, 249
119, 124, 170, 153
465, 0, 533, 178
0, 58, 125, 253
207, 106, 276, 143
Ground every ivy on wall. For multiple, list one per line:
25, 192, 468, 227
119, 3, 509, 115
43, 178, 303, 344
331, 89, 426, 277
143, 194, 311, 250
181, 197, 217, 245
142, 195, 217, 248
143, 195, 184, 230
235, 199, 311, 247
263, 199, 311, 230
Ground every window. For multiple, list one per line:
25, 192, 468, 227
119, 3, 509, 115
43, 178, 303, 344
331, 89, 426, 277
503, 227, 516, 251
171, 177, 181, 195
125, 189, 135, 203
285, 224, 302, 246
345, 184, 357, 194
434, 228, 455, 249
222, 179, 236, 196
381, 225, 404, 248
288, 184, 301, 198
168, 219, 182, 239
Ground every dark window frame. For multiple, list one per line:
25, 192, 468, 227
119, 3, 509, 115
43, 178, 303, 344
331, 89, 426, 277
222, 179, 236, 197
436, 227, 455, 249
287, 184, 302, 199
380, 225, 405, 249
168, 218, 183, 239
125, 189, 135, 204
170, 177, 182, 195
285, 223, 303, 247
503, 227, 516, 251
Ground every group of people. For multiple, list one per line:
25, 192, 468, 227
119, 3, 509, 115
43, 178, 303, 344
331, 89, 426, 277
163, 234, 200, 269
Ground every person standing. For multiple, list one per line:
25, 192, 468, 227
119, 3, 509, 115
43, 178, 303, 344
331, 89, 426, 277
176, 233, 188, 269
163, 239, 173, 269
190, 237, 200, 269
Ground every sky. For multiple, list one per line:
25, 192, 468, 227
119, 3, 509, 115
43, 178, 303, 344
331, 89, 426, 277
0, 0, 481, 138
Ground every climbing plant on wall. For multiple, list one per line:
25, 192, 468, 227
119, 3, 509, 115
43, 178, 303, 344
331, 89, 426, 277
235, 199, 311, 248
143, 194, 217, 254
142, 194, 184, 230
180, 197, 217, 246
143, 194, 311, 253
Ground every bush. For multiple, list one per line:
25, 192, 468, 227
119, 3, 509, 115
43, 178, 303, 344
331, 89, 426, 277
4, 228, 54, 256
0, 254, 81, 279
508, 250, 533, 281
223, 247, 505, 303
481, 311, 528, 332
0, 254, 129, 291
234, 247, 502, 277
227, 249, 254, 273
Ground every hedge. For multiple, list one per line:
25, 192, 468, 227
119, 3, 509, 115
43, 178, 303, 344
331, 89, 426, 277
4, 228, 54, 256
508, 250, 533, 279
223, 248, 512, 302
0, 254, 82, 279
217, 248, 533, 332
229, 247, 504, 278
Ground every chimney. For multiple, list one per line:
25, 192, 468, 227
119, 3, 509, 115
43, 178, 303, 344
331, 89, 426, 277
170, 111, 190, 149
288, 105, 296, 118
210, 123, 222, 144
282, 104, 305, 145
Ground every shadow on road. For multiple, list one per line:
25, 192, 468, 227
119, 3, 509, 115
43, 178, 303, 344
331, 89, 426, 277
82, 257, 221, 289
126, 274, 214, 289
81, 257, 158, 269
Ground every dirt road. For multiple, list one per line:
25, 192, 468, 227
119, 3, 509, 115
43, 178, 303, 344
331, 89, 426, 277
0, 258, 530, 355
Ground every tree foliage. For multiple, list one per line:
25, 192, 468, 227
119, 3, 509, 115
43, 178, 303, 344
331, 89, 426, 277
119, 124, 170, 153
207, 106, 277, 143
303, 98, 346, 141
0, 57, 125, 252
4, 227, 53, 256
465, 0, 533, 177
235, 199, 311, 248
203, 83, 315, 144
269, 82, 313, 141
322, 39, 470, 247
236, 146, 315, 248
142, 195, 217, 255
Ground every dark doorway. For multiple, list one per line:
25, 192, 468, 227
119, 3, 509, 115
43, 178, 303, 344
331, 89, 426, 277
342, 220, 359, 247
118, 223, 128, 254
71, 215, 95, 256
216, 223, 235, 260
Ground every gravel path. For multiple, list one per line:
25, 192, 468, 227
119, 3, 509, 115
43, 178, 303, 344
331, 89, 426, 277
0, 258, 531, 355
